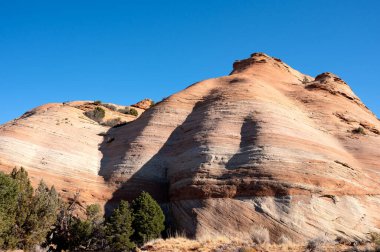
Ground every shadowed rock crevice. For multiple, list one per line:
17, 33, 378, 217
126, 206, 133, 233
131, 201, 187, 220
226, 115, 262, 169
93, 53, 380, 241
98, 109, 156, 181
99, 91, 224, 213
98, 107, 172, 211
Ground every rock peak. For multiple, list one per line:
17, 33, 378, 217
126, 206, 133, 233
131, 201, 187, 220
230, 52, 308, 82
232, 52, 276, 73
132, 98, 154, 110
315, 72, 346, 84
250, 52, 271, 58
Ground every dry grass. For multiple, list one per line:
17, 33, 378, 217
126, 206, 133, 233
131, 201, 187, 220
139, 230, 380, 252
305, 235, 334, 252
370, 233, 380, 252
140, 237, 202, 252
250, 226, 270, 244
277, 234, 292, 245
139, 236, 377, 252
140, 234, 245, 252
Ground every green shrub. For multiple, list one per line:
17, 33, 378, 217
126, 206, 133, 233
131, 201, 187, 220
131, 192, 165, 245
102, 103, 117, 111
68, 219, 93, 251
118, 107, 138, 116
370, 233, 380, 251
10, 167, 34, 249
1, 169, 166, 250
49, 197, 105, 251
70, 219, 94, 248
86, 204, 101, 222
117, 107, 129, 114
0, 172, 18, 247
129, 108, 138, 116
352, 126, 365, 135
106, 200, 135, 251
85, 107, 106, 122
94, 107, 106, 119
93, 100, 102, 105
23, 181, 60, 249
102, 117, 123, 127
69, 203, 105, 250
48, 193, 80, 251
0, 169, 60, 250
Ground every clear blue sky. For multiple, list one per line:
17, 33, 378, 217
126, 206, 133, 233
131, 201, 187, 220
1, 1, 379, 124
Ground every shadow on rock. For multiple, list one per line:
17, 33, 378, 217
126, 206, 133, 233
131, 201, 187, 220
226, 115, 262, 169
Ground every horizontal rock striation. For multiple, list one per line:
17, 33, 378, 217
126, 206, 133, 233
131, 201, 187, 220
101, 53, 380, 242
0, 100, 147, 206
1, 53, 379, 243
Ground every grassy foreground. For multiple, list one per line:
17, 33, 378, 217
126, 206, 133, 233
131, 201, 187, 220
139, 236, 378, 252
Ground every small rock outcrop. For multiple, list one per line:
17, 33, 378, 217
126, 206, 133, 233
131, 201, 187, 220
306, 72, 362, 105
132, 98, 154, 110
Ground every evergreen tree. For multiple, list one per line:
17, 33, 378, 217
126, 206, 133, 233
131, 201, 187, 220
106, 200, 135, 251
69, 218, 94, 249
85, 204, 106, 250
1, 169, 63, 250
1, 170, 167, 251
10, 167, 34, 247
69, 203, 105, 250
131, 192, 165, 245
47, 192, 80, 251
86, 204, 101, 222
23, 181, 60, 249
0, 172, 19, 248
11, 167, 34, 215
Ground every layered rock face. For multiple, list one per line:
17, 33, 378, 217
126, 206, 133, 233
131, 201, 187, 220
0, 101, 143, 205
1, 53, 379, 243
101, 53, 380, 242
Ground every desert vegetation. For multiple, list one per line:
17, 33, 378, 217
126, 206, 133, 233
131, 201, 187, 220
301, 76, 309, 84
84, 107, 106, 122
118, 106, 139, 116
0, 160, 379, 252
369, 233, 380, 252
101, 103, 117, 111
352, 126, 365, 135
102, 117, 124, 127
0, 167, 60, 250
0, 168, 165, 251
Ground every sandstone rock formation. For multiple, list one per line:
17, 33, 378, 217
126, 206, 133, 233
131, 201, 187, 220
0, 101, 144, 206
100, 53, 380, 243
132, 98, 154, 110
1, 53, 379, 244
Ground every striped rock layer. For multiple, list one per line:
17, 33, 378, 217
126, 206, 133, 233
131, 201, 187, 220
1, 53, 379, 242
